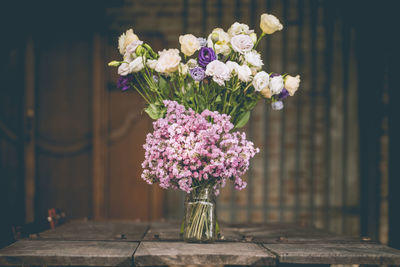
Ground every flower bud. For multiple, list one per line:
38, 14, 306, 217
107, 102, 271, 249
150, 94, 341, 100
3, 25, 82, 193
211, 32, 219, 43
108, 60, 122, 67
136, 45, 145, 56
250, 32, 257, 44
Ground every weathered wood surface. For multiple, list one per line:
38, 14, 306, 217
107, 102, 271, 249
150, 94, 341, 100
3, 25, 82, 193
1, 221, 400, 266
264, 243, 400, 265
38, 221, 148, 242
143, 221, 241, 242
227, 223, 362, 243
0, 240, 138, 266
134, 241, 276, 266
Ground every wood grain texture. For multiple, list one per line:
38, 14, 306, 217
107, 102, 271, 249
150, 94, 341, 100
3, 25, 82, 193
230, 223, 361, 243
0, 240, 138, 266
38, 221, 148, 242
134, 241, 276, 266
264, 243, 400, 265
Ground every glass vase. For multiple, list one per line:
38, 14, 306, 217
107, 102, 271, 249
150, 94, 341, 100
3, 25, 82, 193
183, 185, 217, 243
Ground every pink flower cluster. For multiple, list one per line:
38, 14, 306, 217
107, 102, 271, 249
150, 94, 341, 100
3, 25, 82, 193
141, 100, 259, 193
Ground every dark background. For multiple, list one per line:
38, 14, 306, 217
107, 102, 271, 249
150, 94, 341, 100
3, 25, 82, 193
0, 0, 399, 250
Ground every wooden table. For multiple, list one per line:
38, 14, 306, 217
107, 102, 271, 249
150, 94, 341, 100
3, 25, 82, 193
1, 220, 400, 266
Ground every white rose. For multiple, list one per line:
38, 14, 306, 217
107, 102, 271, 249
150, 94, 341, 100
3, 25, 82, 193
285, 75, 301, 96
179, 34, 200, 56
260, 13, 283, 34
129, 57, 145, 73
207, 28, 231, 56
230, 34, 254, 54
126, 39, 143, 54
228, 22, 253, 37
237, 65, 252, 82
179, 63, 188, 76
226, 61, 239, 75
252, 71, 270, 92
118, 63, 130, 76
269, 75, 284, 94
118, 29, 139, 55
146, 59, 157, 69
155, 49, 181, 74
186, 59, 198, 68
205, 60, 230, 86
244, 50, 263, 69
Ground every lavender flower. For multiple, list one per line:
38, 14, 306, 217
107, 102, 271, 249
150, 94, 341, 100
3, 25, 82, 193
189, 67, 206, 81
271, 101, 284, 110
153, 74, 159, 83
117, 74, 134, 91
198, 47, 216, 68
278, 88, 289, 100
197, 37, 207, 47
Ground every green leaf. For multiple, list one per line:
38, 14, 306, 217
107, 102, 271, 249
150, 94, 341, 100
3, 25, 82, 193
235, 110, 250, 128
215, 95, 222, 103
145, 104, 161, 120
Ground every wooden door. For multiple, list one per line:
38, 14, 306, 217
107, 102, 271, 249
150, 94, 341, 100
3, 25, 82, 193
21, 31, 165, 223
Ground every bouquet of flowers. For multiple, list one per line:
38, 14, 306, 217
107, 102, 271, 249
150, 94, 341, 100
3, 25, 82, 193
109, 13, 300, 242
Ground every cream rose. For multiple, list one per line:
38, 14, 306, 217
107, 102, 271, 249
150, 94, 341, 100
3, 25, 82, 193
118, 29, 139, 55
237, 65, 252, 82
230, 34, 254, 54
244, 50, 263, 70
207, 28, 231, 56
269, 75, 284, 94
285, 75, 301, 96
179, 34, 200, 56
205, 60, 230, 86
129, 57, 145, 73
260, 14, 283, 34
118, 63, 130, 76
260, 87, 272, 98
228, 22, 253, 37
155, 49, 181, 74
252, 71, 270, 92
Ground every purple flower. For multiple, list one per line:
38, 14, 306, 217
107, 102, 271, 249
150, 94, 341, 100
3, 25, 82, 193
197, 37, 207, 47
278, 88, 289, 100
141, 100, 259, 193
271, 101, 284, 110
198, 47, 216, 68
153, 75, 159, 83
189, 67, 206, 81
117, 74, 134, 91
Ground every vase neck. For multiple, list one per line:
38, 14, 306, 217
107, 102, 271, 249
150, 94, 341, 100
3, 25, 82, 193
187, 185, 215, 202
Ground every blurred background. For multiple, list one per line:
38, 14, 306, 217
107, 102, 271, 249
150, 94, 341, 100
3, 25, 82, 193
1, 0, 399, 250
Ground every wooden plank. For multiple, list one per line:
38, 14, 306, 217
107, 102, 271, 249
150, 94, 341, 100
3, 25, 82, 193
38, 221, 148, 242
228, 223, 360, 243
0, 240, 138, 266
143, 221, 181, 241
134, 241, 276, 266
144, 222, 241, 242
264, 243, 400, 265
